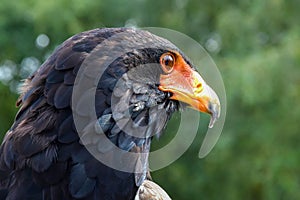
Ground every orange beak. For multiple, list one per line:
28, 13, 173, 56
159, 55, 220, 128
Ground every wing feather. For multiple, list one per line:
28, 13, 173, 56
0, 27, 174, 200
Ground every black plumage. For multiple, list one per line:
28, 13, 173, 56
0, 27, 219, 200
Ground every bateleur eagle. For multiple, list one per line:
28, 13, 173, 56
0, 28, 220, 200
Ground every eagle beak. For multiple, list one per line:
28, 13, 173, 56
159, 57, 220, 128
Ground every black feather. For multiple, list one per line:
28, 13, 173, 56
14, 134, 48, 158
97, 133, 115, 153
118, 132, 135, 151
46, 69, 65, 84
97, 114, 113, 133
29, 97, 46, 113
32, 162, 67, 185
72, 41, 98, 53
69, 163, 96, 199
29, 144, 57, 173
71, 146, 90, 163
95, 89, 108, 117
0, 27, 182, 200
58, 115, 78, 144
55, 51, 85, 70
44, 82, 60, 106
64, 70, 76, 85
74, 88, 96, 117
56, 143, 77, 162
2, 138, 15, 169
54, 84, 73, 109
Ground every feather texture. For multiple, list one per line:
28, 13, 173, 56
0, 27, 180, 200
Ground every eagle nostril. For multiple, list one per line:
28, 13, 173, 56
194, 83, 202, 94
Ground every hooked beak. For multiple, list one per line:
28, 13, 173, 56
159, 56, 220, 128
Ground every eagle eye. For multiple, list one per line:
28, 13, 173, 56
160, 53, 175, 73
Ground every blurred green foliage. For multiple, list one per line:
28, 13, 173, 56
0, 0, 299, 199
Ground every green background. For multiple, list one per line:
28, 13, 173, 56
0, 0, 300, 199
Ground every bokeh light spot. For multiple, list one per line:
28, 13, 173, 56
35, 34, 50, 48
0, 60, 16, 84
20, 57, 40, 78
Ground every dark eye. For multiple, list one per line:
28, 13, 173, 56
160, 53, 175, 73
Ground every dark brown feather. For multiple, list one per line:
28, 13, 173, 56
0, 27, 180, 200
